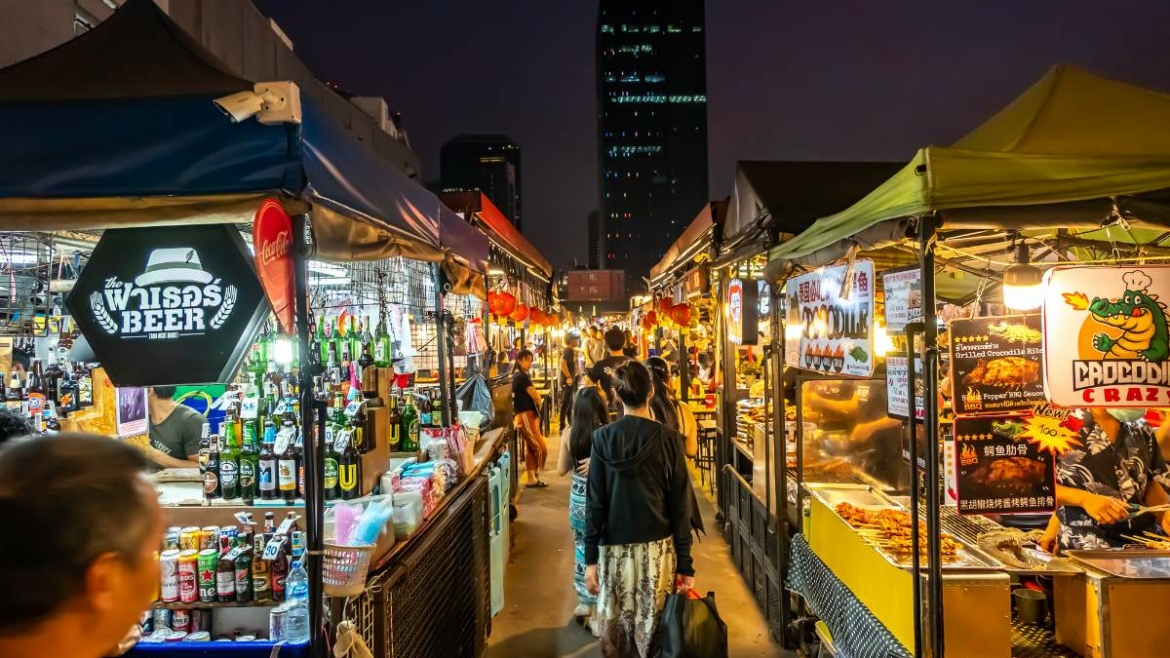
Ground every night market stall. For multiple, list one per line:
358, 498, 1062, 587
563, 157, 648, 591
765, 65, 1170, 658
0, 3, 507, 658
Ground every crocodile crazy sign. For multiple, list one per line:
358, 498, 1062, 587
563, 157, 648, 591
1042, 265, 1170, 407
67, 224, 270, 387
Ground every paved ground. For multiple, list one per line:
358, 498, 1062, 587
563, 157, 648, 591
487, 439, 789, 658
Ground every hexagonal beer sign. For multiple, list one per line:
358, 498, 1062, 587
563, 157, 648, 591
66, 224, 271, 386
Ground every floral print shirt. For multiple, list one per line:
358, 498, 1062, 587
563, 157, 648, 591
1057, 418, 1170, 550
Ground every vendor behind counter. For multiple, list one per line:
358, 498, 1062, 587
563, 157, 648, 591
802, 379, 903, 487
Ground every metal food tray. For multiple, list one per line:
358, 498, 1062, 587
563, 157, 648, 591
805, 483, 1004, 572
1065, 549, 1170, 579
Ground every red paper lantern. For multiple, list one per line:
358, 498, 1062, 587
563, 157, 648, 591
491, 291, 516, 317
658, 297, 674, 313
511, 304, 529, 323
670, 303, 692, 326
641, 310, 657, 331
530, 308, 544, 327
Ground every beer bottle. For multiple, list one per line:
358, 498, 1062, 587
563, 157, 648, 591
77, 365, 93, 407
204, 433, 222, 500
216, 553, 236, 603
339, 428, 362, 500
277, 421, 298, 502
358, 340, 375, 371
5, 371, 19, 404
330, 319, 344, 363
258, 423, 277, 500
419, 392, 432, 427
387, 396, 402, 450
252, 531, 271, 602
271, 542, 289, 602
198, 422, 211, 491
234, 546, 254, 604
323, 422, 340, 501
295, 426, 306, 499
239, 420, 259, 505
219, 420, 241, 500
316, 316, 329, 364
26, 359, 44, 397
400, 395, 419, 453
348, 317, 362, 368
374, 313, 391, 368
431, 390, 444, 428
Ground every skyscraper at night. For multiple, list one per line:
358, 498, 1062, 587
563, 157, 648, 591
596, 0, 708, 290
440, 134, 522, 231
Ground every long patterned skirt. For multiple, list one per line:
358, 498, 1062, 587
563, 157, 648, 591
595, 537, 676, 658
569, 472, 598, 608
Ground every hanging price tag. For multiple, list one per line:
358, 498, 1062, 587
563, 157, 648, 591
240, 396, 259, 419
334, 428, 352, 453
274, 426, 294, 455
276, 514, 298, 535
344, 400, 363, 419
233, 511, 253, 526
262, 535, 287, 561
274, 400, 288, 416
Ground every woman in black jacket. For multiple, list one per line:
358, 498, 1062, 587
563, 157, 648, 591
584, 361, 695, 658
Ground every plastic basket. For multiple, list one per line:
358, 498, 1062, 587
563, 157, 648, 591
322, 540, 376, 597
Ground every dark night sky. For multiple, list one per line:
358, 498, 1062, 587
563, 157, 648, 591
253, 0, 1170, 271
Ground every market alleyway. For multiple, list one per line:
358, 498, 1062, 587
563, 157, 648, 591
487, 440, 789, 658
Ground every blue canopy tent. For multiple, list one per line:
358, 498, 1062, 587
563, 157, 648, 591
0, 0, 489, 275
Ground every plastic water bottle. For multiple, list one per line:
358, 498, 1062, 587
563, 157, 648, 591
284, 559, 310, 643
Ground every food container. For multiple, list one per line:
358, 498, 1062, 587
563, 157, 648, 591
1013, 588, 1047, 624
1055, 549, 1170, 658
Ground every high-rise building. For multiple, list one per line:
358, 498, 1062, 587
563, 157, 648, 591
440, 134, 522, 232
587, 210, 601, 269
596, 0, 708, 290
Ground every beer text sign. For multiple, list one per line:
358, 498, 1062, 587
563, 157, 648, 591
1043, 266, 1170, 407
67, 225, 270, 386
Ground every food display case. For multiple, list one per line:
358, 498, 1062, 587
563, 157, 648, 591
804, 483, 1012, 658
1053, 550, 1170, 658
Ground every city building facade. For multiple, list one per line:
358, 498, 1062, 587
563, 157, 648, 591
596, 0, 708, 292
440, 134, 522, 232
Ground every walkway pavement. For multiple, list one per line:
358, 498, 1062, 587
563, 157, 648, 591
487, 440, 789, 658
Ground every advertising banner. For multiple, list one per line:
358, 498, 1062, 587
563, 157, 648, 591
949, 314, 1044, 414
785, 260, 875, 377
253, 199, 295, 334
882, 267, 922, 335
954, 413, 1057, 516
886, 355, 924, 420
1043, 266, 1170, 407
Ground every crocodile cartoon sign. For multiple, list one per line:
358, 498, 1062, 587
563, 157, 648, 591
1042, 266, 1170, 407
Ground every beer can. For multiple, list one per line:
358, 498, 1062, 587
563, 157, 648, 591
171, 608, 191, 633
197, 549, 219, 603
199, 526, 219, 551
152, 608, 173, 632
159, 549, 181, 603
177, 549, 199, 603
269, 605, 288, 643
189, 609, 212, 633
220, 525, 239, 548
163, 526, 181, 551
179, 526, 202, 551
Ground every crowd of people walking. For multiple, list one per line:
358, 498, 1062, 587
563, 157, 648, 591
514, 324, 703, 658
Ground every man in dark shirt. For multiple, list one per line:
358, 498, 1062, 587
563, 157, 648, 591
588, 326, 632, 416
146, 386, 204, 469
559, 335, 580, 429
512, 349, 547, 487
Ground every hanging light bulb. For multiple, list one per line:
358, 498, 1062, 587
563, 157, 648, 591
873, 322, 895, 358
1002, 242, 1044, 311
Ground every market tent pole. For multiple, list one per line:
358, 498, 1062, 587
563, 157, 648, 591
679, 327, 690, 403
919, 214, 945, 658
904, 321, 925, 658
433, 263, 452, 425
769, 281, 793, 648
294, 213, 326, 658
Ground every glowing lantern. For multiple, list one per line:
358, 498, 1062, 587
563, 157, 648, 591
641, 310, 657, 331
511, 304, 529, 323
670, 303, 692, 326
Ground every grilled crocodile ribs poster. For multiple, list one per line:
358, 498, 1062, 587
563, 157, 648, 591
954, 413, 1056, 516
1043, 266, 1170, 407
949, 314, 1044, 415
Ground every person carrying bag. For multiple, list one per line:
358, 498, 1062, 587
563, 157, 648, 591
660, 589, 728, 658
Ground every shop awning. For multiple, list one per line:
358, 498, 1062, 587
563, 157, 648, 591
0, 0, 454, 264
441, 191, 553, 277
649, 199, 726, 285
724, 160, 904, 243
766, 66, 1170, 275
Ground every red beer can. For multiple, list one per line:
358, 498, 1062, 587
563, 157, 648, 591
177, 549, 199, 604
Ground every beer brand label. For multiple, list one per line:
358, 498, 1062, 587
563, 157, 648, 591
216, 571, 235, 595
340, 464, 359, 493
324, 458, 338, 488
202, 471, 218, 494
219, 461, 238, 487
178, 569, 197, 598
277, 460, 296, 490
253, 574, 270, 592
258, 459, 276, 490
239, 460, 255, 487
375, 342, 387, 362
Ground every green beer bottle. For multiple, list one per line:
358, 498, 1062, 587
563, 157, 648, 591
374, 313, 392, 368
239, 420, 260, 505
219, 419, 241, 500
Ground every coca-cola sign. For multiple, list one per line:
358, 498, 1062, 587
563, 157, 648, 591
67, 224, 269, 386
253, 199, 296, 333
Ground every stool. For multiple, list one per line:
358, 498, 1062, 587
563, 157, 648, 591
695, 423, 718, 487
